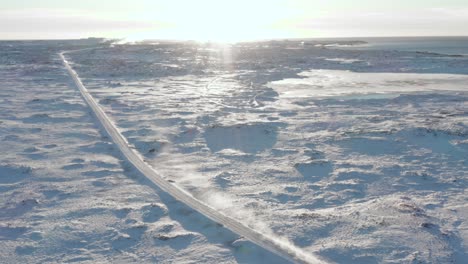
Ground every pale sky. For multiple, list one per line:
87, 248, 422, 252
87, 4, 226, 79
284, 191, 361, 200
1, 0, 468, 41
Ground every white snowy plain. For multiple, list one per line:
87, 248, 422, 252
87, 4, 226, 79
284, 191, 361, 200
1, 40, 468, 263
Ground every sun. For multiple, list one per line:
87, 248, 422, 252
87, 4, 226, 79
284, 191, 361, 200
126, 0, 302, 43
177, 0, 278, 42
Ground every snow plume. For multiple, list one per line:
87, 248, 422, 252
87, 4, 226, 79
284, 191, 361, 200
198, 188, 326, 264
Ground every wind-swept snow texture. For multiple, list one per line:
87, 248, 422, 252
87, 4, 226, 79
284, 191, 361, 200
0, 40, 293, 263
60, 50, 325, 264
64, 40, 467, 264
2, 39, 468, 264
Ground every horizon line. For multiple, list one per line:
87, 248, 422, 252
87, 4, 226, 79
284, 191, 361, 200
1, 35, 468, 42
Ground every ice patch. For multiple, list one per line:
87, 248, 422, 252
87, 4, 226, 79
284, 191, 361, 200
269, 70, 468, 98
323, 58, 365, 64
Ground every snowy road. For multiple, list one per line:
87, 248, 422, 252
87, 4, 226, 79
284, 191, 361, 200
60, 51, 327, 264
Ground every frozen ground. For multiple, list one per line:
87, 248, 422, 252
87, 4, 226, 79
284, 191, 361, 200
1, 39, 468, 263
0, 40, 282, 263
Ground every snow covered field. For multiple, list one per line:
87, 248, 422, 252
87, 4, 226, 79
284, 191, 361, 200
1, 39, 468, 263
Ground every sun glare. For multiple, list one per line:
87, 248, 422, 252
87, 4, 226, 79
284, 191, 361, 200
125, 0, 302, 43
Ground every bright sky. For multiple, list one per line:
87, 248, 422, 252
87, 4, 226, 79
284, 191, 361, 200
1, 0, 468, 41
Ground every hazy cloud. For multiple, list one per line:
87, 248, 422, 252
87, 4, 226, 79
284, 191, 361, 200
291, 8, 468, 37
0, 8, 165, 39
